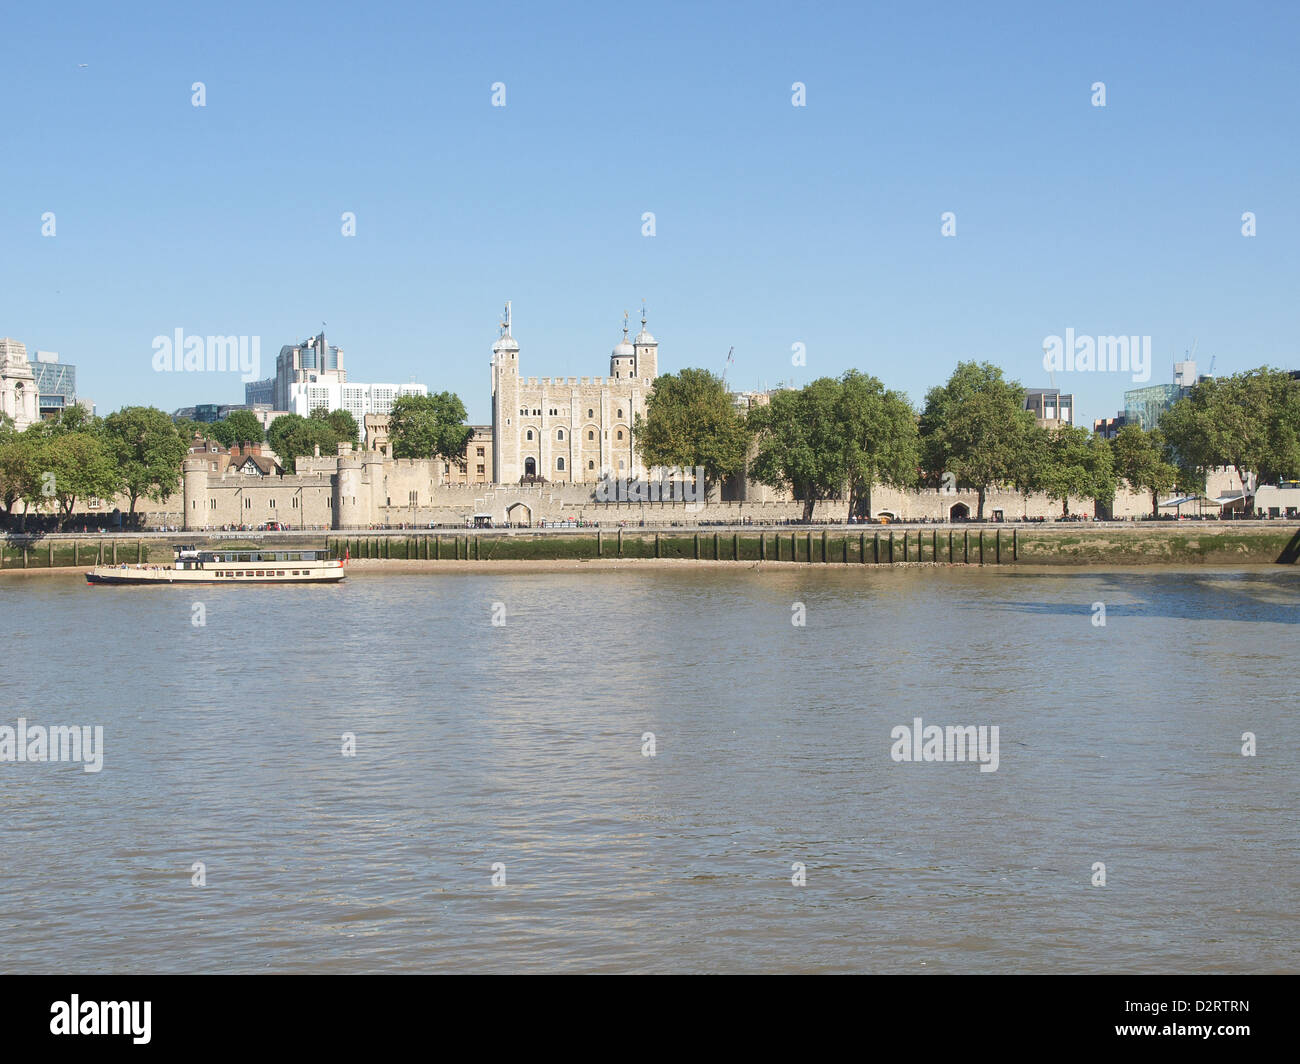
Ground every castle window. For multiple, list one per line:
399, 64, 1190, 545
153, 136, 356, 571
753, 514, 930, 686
588, 460, 595, 470
476, 447, 484, 457
556, 429, 565, 440
556, 457, 565, 471
617, 408, 623, 418
618, 459, 625, 469
588, 430, 594, 441
617, 430, 624, 441
526, 429, 534, 440
549, 408, 557, 416
587, 408, 594, 418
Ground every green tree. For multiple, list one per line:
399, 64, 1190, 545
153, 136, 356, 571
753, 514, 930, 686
31, 432, 121, 528
267, 414, 337, 473
102, 406, 189, 521
387, 393, 472, 463
25, 403, 97, 439
0, 414, 26, 517
836, 370, 919, 518
1040, 425, 1115, 518
1112, 424, 1179, 518
633, 368, 751, 497
748, 378, 848, 521
222, 409, 265, 445
172, 416, 204, 443
919, 362, 1036, 519
1009, 423, 1051, 516
311, 407, 358, 444
1161, 368, 1300, 494
207, 420, 236, 447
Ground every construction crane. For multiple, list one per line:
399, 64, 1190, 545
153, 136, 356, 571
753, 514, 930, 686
722, 346, 734, 387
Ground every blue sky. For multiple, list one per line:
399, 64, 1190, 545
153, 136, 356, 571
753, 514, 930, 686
3, 0, 1297, 426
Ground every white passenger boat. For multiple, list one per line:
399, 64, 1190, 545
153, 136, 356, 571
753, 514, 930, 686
86, 546, 346, 585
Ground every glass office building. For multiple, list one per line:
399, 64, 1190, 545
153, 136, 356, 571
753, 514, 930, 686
29, 352, 76, 417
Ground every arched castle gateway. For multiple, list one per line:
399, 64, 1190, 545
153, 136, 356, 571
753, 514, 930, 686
490, 302, 655, 485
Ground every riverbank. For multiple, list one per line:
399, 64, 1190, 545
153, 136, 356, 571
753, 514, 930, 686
2, 523, 1298, 573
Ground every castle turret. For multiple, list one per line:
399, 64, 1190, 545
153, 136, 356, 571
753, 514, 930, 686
182, 457, 210, 531
632, 302, 657, 382
491, 301, 520, 484
611, 311, 635, 380
335, 454, 368, 529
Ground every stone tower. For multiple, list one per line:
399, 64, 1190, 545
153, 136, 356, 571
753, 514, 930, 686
490, 301, 520, 484
632, 303, 658, 382
182, 457, 210, 531
0, 338, 38, 431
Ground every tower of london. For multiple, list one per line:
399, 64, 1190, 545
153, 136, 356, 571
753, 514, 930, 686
490, 302, 657, 485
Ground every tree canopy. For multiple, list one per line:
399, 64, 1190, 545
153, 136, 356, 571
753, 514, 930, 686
919, 362, 1037, 519
1160, 368, 1300, 491
386, 393, 472, 462
1039, 425, 1115, 518
748, 372, 918, 520
102, 406, 189, 518
633, 368, 751, 495
1111, 424, 1179, 518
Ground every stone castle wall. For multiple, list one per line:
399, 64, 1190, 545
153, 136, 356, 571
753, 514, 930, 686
176, 455, 1146, 530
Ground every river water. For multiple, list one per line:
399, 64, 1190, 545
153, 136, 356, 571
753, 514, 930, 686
1, 565, 1296, 973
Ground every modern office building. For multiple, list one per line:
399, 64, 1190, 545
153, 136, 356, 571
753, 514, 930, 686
274, 330, 346, 412
29, 351, 76, 417
1024, 388, 1074, 428
1123, 360, 1202, 431
273, 329, 426, 424
244, 377, 275, 405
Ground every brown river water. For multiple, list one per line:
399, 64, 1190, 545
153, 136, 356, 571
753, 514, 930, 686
1, 565, 1296, 972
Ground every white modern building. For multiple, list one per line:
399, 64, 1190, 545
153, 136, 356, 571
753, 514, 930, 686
274, 328, 428, 431
287, 379, 428, 422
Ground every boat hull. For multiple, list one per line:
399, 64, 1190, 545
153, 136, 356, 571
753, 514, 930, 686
85, 565, 346, 585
